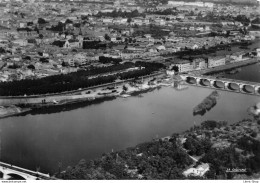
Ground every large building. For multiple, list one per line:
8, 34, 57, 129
208, 56, 226, 68
193, 58, 207, 70
170, 59, 194, 73
168, 1, 214, 8
168, 1, 185, 6
183, 163, 210, 177
256, 48, 260, 57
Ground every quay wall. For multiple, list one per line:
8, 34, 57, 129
0, 95, 75, 106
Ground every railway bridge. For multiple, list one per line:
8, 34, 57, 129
180, 74, 260, 96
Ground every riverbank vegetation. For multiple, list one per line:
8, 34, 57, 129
162, 40, 254, 58
56, 118, 260, 180
93, 9, 145, 19
57, 137, 193, 179
248, 102, 260, 122
0, 62, 164, 96
193, 91, 220, 116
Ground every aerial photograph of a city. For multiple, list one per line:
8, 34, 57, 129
0, 0, 259, 181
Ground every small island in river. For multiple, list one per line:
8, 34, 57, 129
193, 90, 220, 116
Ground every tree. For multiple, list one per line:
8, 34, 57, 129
27, 64, 35, 70
127, 18, 132, 23
20, 13, 25, 19
40, 57, 49, 63
235, 15, 250, 24
49, 22, 65, 32
38, 18, 47, 24
65, 19, 73, 24
0, 48, 5, 53
62, 61, 68, 67
74, 23, 81, 28
123, 85, 128, 91
133, 24, 139, 28
81, 15, 89, 20
24, 56, 31, 60
27, 22, 33, 26
34, 27, 39, 34
251, 17, 260, 24
104, 34, 111, 41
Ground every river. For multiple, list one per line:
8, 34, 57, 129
0, 83, 259, 175
221, 63, 260, 83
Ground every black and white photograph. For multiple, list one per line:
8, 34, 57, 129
0, 0, 260, 181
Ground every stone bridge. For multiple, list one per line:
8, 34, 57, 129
180, 74, 260, 96
0, 161, 52, 180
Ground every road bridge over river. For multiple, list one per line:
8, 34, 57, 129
0, 161, 55, 180
180, 74, 260, 96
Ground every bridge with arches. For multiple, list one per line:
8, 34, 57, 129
180, 74, 260, 96
0, 161, 53, 180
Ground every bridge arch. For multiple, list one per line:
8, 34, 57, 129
241, 85, 255, 94
226, 82, 240, 91
180, 74, 260, 96
199, 78, 211, 86
186, 76, 196, 85
7, 173, 26, 180
213, 80, 225, 89
255, 86, 260, 95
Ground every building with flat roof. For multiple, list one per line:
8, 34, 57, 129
183, 163, 210, 177
208, 56, 226, 68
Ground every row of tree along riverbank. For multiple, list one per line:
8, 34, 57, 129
0, 62, 165, 97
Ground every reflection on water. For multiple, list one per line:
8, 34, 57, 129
0, 84, 259, 175
172, 81, 189, 91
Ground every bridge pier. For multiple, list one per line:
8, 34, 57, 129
196, 78, 201, 86
255, 86, 260, 95
239, 84, 245, 93
179, 75, 188, 81
0, 162, 51, 180
2, 173, 11, 180
224, 82, 230, 90
210, 80, 215, 87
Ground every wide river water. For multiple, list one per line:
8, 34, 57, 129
0, 82, 259, 174
221, 63, 260, 83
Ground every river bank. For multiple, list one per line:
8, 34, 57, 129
56, 115, 260, 180
0, 106, 31, 119
0, 76, 172, 119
